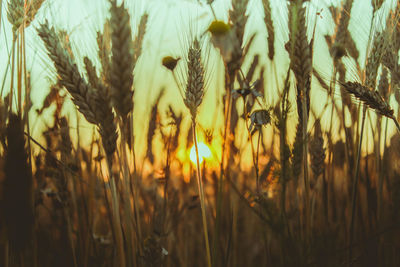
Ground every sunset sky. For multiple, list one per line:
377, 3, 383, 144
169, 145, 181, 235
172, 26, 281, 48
0, 0, 398, 160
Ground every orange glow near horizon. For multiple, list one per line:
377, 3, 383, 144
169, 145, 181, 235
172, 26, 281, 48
190, 142, 211, 165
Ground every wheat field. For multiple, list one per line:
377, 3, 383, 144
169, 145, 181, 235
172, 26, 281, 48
0, 0, 400, 266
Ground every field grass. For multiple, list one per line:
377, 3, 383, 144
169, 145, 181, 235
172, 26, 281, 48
1, 0, 400, 266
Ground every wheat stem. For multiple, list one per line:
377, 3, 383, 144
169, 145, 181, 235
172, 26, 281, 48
349, 106, 366, 264
106, 159, 126, 267
192, 121, 212, 267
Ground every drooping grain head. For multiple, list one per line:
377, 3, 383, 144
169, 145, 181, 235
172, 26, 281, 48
37, 21, 98, 125
38, 21, 117, 158
342, 81, 394, 118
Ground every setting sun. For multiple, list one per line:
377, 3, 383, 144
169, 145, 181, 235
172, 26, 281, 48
190, 142, 212, 164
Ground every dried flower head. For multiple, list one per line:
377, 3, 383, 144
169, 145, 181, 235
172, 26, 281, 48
207, 20, 231, 36
249, 109, 271, 133
232, 80, 263, 99
208, 20, 239, 64
162, 56, 181, 71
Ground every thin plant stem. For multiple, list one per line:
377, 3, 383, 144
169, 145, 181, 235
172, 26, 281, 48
119, 127, 135, 267
106, 158, 126, 267
213, 72, 233, 266
192, 120, 212, 267
302, 83, 310, 241
256, 130, 262, 193
349, 106, 367, 263
9, 36, 17, 113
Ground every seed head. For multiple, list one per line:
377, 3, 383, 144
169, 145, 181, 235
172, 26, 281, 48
249, 109, 271, 134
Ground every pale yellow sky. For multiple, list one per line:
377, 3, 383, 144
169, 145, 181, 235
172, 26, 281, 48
0, 0, 398, 160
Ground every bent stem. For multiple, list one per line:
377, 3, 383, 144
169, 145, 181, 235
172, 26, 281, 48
192, 120, 212, 267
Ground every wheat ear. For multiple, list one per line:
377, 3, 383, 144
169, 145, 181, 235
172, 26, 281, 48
183, 38, 211, 267
109, 0, 134, 120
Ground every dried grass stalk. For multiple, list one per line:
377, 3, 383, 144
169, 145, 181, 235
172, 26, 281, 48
3, 114, 33, 252
229, 0, 249, 47
146, 89, 164, 164
228, 0, 249, 73
331, 0, 354, 60
365, 32, 385, 89
262, 0, 275, 60
309, 119, 325, 179
378, 67, 390, 100
97, 20, 111, 83
83, 57, 118, 156
133, 13, 148, 64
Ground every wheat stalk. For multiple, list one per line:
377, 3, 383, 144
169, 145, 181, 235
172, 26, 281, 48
83, 57, 118, 157
288, 0, 312, 240
184, 39, 204, 120
331, 0, 354, 60
342, 81, 400, 132
7, 0, 24, 34
7, 0, 46, 33
37, 21, 125, 267
262, 0, 275, 60
3, 114, 33, 253
182, 38, 211, 267
109, 0, 134, 120
365, 32, 385, 89
37, 22, 98, 124
133, 13, 148, 64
